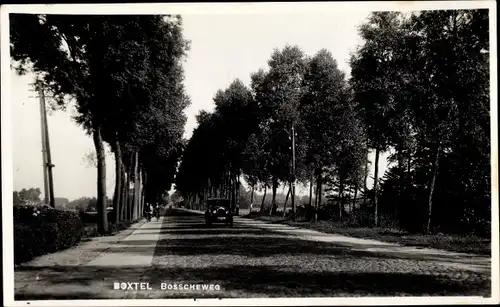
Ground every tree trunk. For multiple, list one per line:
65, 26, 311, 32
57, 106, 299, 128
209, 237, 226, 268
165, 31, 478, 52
309, 172, 314, 207
204, 183, 208, 204
374, 147, 380, 227
123, 170, 129, 221
139, 167, 144, 219
346, 190, 351, 215
122, 173, 127, 221
207, 180, 210, 198
143, 171, 147, 215
353, 182, 358, 211
236, 174, 241, 214
226, 173, 231, 199
133, 152, 140, 220
129, 156, 135, 221
138, 167, 142, 219
315, 169, 322, 222
112, 140, 122, 224
250, 185, 255, 204
426, 142, 441, 233
314, 180, 318, 208
283, 183, 291, 217
339, 177, 344, 221
128, 171, 133, 220
396, 143, 404, 221
120, 166, 127, 221
407, 145, 412, 204
363, 152, 369, 207
221, 179, 224, 199
284, 184, 291, 206
260, 185, 267, 211
271, 177, 278, 215
232, 175, 237, 212
222, 181, 225, 199
92, 125, 108, 234
137, 172, 142, 218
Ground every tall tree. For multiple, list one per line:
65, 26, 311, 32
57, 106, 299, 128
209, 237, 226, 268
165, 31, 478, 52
409, 10, 490, 232
255, 45, 308, 215
350, 12, 405, 227
11, 14, 190, 232
300, 49, 357, 222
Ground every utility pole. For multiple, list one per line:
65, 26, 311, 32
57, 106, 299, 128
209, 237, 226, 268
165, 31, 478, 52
37, 82, 50, 206
37, 81, 55, 208
291, 124, 296, 221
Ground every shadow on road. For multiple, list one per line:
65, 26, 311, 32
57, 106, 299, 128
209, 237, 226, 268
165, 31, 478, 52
157, 210, 492, 268
164, 209, 201, 216
15, 264, 490, 300
14, 209, 491, 300
187, 211, 490, 266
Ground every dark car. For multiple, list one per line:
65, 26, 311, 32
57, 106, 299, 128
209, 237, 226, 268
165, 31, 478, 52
205, 198, 233, 226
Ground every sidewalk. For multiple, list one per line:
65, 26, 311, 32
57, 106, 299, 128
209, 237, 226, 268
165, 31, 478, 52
15, 217, 165, 300
15, 218, 149, 268
180, 208, 491, 274
87, 216, 164, 267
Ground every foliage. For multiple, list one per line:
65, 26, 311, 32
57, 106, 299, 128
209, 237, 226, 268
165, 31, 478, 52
176, 79, 257, 206
351, 9, 490, 234
11, 10, 490, 238
13, 188, 42, 205
10, 14, 191, 232
176, 9, 490, 237
14, 205, 84, 264
65, 197, 96, 212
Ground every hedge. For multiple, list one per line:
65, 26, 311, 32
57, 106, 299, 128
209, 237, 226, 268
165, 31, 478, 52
14, 205, 145, 264
79, 210, 115, 224
14, 205, 84, 265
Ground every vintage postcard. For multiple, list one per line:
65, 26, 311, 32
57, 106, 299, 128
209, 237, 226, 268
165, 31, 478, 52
1, 1, 498, 306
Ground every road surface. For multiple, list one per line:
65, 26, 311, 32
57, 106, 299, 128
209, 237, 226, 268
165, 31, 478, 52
14, 209, 491, 300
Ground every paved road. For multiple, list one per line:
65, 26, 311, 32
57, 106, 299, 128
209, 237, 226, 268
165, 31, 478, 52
14, 209, 491, 300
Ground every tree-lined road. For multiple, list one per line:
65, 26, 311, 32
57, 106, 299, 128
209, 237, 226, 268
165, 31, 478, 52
15, 209, 490, 299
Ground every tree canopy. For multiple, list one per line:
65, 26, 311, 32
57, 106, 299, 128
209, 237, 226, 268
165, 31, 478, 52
175, 9, 490, 236
11, 14, 190, 233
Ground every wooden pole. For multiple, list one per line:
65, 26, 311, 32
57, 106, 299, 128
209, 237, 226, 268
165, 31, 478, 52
291, 124, 296, 221
38, 81, 55, 208
37, 82, 49, 206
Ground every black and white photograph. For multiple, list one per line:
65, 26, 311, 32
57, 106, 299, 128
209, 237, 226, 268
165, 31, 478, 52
1, 1, 498, 306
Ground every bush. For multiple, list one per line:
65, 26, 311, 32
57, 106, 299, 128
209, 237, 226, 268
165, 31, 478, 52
14, 205, 84, 265
79, 210, 115, 224
107, 220, 133, 234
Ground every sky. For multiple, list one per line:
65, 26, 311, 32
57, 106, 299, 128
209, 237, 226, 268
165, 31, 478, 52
10, 12, 392, 201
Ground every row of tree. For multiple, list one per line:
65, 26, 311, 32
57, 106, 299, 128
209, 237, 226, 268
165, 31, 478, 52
176, 43, 366, 220
11, 14, 190, 233
176, 9, 490, 235
351, 10, 490, 234
64, 196, 113, 212
13, 188, 42, 205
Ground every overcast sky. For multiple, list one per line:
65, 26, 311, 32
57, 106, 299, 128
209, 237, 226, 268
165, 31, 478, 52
10, 12, 392, 201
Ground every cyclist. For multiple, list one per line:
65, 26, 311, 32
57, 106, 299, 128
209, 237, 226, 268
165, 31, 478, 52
144, 203, 153, 222
153, 203, 160, 221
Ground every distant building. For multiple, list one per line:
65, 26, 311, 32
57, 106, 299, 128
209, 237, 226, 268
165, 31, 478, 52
54, 198, 69, 209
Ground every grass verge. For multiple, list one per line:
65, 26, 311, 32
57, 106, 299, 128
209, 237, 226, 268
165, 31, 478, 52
242, 214, 491, 256
83, 218, 143, 239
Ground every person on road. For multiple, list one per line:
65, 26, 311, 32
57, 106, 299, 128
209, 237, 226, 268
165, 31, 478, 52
144, 203, 153, 221
153, 203, 160, 221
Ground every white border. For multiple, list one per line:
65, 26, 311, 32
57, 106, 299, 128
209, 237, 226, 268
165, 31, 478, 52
1, 1, 498, 307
